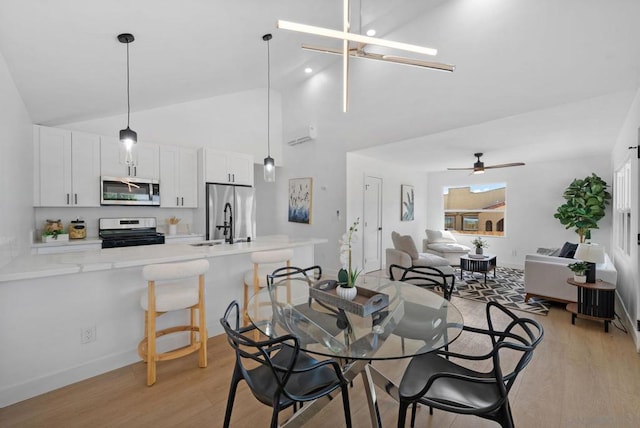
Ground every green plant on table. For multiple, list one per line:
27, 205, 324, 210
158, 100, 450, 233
471, 237, 488, 249
567, 261, 589, 275
338, 218, 360, 288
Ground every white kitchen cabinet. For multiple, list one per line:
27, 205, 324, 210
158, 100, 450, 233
202, 148, 254, 185
34, 126, 101, 207
100, 136, 159, 179
160, 145, 198, 208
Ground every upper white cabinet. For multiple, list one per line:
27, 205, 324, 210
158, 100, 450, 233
100, 136, 159, 179
34, 126, 101, 207
202, 148, 254, 186
159, 145, 198, 208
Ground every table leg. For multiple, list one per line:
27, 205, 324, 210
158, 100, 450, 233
361, 365, 383, 428
604, 320, 609, 333
282, 359, 370, 427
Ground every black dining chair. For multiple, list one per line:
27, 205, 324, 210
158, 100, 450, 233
388, 264, 456, 300
220, 301, 352, 428
397, 301, 544, 428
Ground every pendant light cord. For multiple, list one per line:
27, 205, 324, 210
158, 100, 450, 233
126, 40, 131, 128
266, 37, 271, 158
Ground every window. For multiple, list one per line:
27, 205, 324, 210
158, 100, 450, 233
614, 161, 631, 256
443, 183, 506, 237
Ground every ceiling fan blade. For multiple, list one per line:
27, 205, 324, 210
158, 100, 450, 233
484, 162, 526, 169
301, 44, 455, 72
447, 167, 473, 171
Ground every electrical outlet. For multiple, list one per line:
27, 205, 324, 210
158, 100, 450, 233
80, 326, 96, 344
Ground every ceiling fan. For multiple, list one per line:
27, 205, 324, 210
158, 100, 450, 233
447, 153, 525, 174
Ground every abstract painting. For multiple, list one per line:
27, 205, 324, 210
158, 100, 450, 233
289, 177, 313, 224
401, 184, 414, 221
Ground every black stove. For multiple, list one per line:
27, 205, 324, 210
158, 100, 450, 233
99, 218, 165, 249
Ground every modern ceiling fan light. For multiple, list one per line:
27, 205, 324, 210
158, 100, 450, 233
277, 0, 454, 111
448, 153, 525, 173
263, 33, 275, 183
117, 33, 137, 162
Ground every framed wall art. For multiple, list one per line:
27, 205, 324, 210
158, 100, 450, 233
401, 184, 414, 221
288, 177, 313, 224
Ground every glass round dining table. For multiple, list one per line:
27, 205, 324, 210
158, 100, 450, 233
246, 274, 464, 428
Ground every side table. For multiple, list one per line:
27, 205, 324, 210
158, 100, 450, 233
566, 278, 616, 332
460, 254, 497, 285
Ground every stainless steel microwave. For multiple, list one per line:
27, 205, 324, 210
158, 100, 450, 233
100, 176, 160, 206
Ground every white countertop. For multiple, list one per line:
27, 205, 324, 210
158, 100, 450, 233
1, 236, 327, 283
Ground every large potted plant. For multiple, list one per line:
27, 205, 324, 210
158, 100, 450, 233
553, 173, 611, 243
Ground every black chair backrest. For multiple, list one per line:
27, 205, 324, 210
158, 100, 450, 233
220, 301, 302, 400
388, 264, 454, 300
267, 265, 322, 287
484, 302, 544, 396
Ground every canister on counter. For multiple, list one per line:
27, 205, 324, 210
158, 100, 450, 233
69, 218, 86, 239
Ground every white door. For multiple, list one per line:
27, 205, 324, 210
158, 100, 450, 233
363, 176, 383, 273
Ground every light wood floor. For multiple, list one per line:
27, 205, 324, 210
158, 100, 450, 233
2, 292, 640, 427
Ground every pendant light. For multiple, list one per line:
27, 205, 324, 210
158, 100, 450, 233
263, 33, 275, 182
117, 33, 137, 161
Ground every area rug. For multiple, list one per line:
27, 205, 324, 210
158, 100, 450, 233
453, 266, 551, 316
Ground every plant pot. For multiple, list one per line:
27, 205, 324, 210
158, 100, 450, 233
336, 285, 358, 301
475, 247, 483, 255
573, 274, 586, 283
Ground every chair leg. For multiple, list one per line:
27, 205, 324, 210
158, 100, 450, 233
223, 369, 241, 428
270, 403, 280, 428
397, 401, 409, 428
146, 309, 157, 386
341, 383, 352, 428
410, 402, 417, 427
242, 283, 250, 327
198, 277, 207, 368
496, 400, 515, 428
190, 307, 196, 346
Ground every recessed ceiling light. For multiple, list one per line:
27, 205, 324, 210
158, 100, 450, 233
304, 67, 313, 73
366, 29, 376, 37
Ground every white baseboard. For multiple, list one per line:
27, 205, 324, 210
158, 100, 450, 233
616, 292, 640, 353
0, 349, 139, 408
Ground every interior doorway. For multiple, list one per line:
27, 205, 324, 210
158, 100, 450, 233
363, 176, 383, 273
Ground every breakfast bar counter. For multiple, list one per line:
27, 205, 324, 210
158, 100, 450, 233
0, 236, 326, 407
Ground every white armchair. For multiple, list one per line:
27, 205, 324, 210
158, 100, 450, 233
386, 231, 451, 275
524, 253, 617, 303
422, 229, 471, 266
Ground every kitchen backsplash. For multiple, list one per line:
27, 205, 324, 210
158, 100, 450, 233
33, 207, 197, 240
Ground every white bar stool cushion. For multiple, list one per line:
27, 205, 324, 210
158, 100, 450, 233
140, 281, 199, 312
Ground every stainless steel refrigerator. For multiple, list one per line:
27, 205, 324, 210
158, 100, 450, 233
206, 183, 256, 241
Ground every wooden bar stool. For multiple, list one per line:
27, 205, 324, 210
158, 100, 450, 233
243, 249, 294, 326
138, 259, 210, 386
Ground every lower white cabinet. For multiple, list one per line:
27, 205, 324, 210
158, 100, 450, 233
34, 126, 101, 207
160, 145, 198, 208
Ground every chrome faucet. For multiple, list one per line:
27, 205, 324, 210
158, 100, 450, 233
216, 202, 234, 244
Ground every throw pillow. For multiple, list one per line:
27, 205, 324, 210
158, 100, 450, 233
425, 229, 457, 244
391, 231, 400, 249
558, 242, 578, 258
394, 234, 420, 260
536, 247, 559, 256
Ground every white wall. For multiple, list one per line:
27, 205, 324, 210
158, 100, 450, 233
346, 153, 428, 271
426, 156, 613, 268
611, 86, 640, 351
0, 50, 33, 265
62, 88, 283, 166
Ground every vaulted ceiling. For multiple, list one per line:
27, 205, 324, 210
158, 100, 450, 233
1, 0, 639, 171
